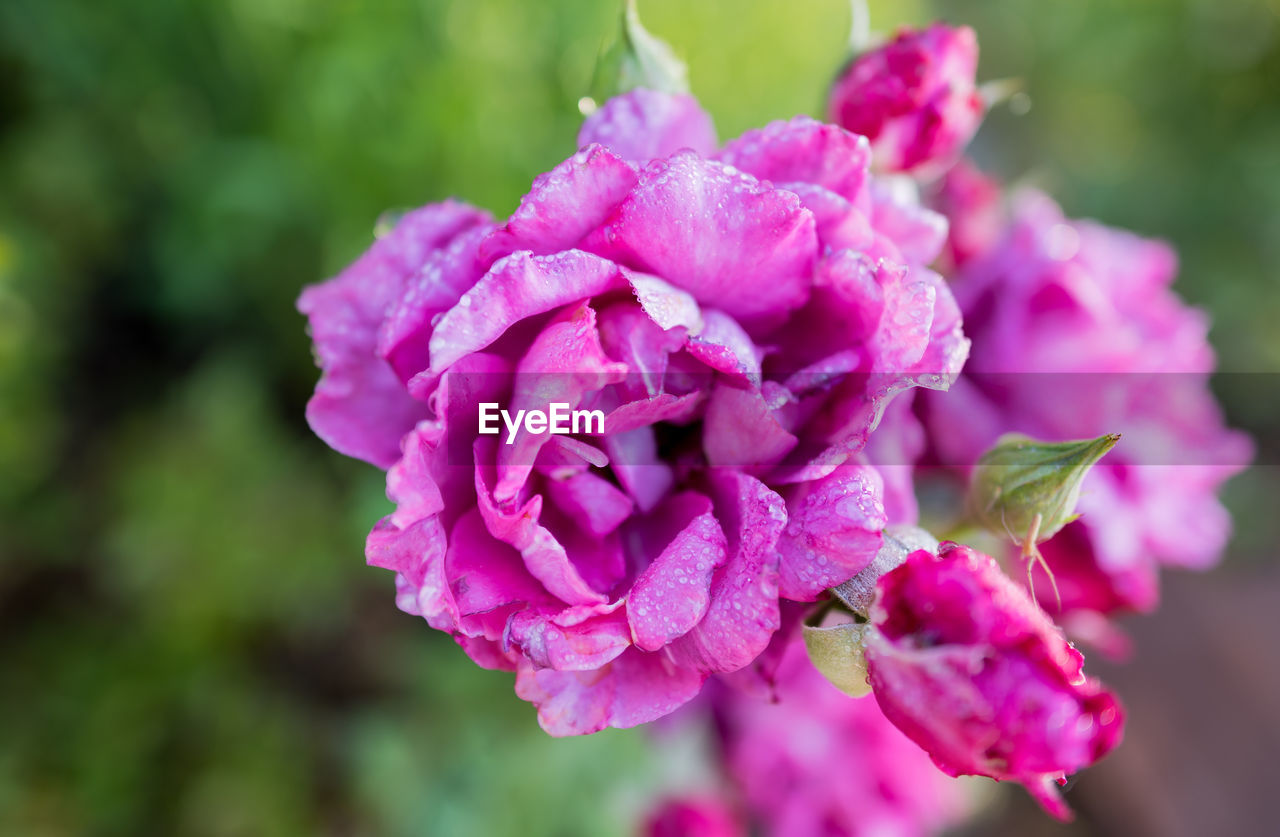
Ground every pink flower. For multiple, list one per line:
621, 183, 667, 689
828, 24, 984, 175
923, 191, 1251, 617
927, 157, 1004, 271
716, 638, 965, 837
865, 542, 1124, 820
300, 90, 968, 735
644, 796, 742, 837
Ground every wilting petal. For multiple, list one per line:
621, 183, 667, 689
480, 144, 638, 264
777, 465, 887, 600
578, 89, 717, 163
586, 151, 818, 323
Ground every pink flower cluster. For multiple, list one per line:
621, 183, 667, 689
299, 12, 1246, 834
923, 174, 1251, 629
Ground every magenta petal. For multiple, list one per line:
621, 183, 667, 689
627, 495, 728, 651
586, 151, 818, 323
777, 465, 887, 600
602, 426, 674, 513
480, 144, 638, 264
703, 379, 798, 469
717, 116, 872, 207
602, 391, 705, 435
866, 260, 936, 374
781, 182, 877, 251
369, 516, 455, 631
869, 176, 948, 267
377, 223, 492, 384
506, 602, 631, 671
544, 471, 634, 539
299, 201, 490, 467
597, 302, 687, 398
687, 308, 763, 382
446, 509, 550, 617
668, 471, 784, 673
515, 648, 705, 736
625, 270, 705, 333
427, 249, 626, 376
495, 303, 627, 501
578, 89, 717, 163
475, 441, 607, 607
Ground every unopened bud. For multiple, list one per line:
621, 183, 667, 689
970, 432, 1120, 547
588, 0, 689, 105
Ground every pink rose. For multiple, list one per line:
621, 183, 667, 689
866, 542, 1124, 820
923, 191, 1251, 618
300, 89, 968, 735
828, 24, 984, 175
715, 637, 965, 837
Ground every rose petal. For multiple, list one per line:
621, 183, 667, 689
668, 471, 785, 673
544, 471, 635, 539
586, 151, 818, 324
777, 465, 887, 600
377, 223, 493, 384
479, 144, 638, 264
495, 302, 627, 501
578, 89, 717, 163
627, 493, 728, 651
427, 249, 626, 377
506, 602, 631, 671
717, 116, 872, 207
703, 379, 798, 469
299, 201, 490, 466
515, 648, 705, 736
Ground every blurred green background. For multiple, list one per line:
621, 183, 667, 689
2, 1, 1277, 834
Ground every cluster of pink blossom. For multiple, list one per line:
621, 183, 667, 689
299, 11, 1246, 835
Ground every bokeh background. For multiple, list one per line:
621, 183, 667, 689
2, 0, 1278, 834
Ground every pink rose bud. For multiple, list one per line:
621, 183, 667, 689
866, 542, 1124, 820
828, 23, 984, 175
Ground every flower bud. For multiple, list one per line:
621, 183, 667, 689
866, 542, 1124, 820
827, 23, 984, 175
969, 432, 1120, 548
585, 0, 688, 114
